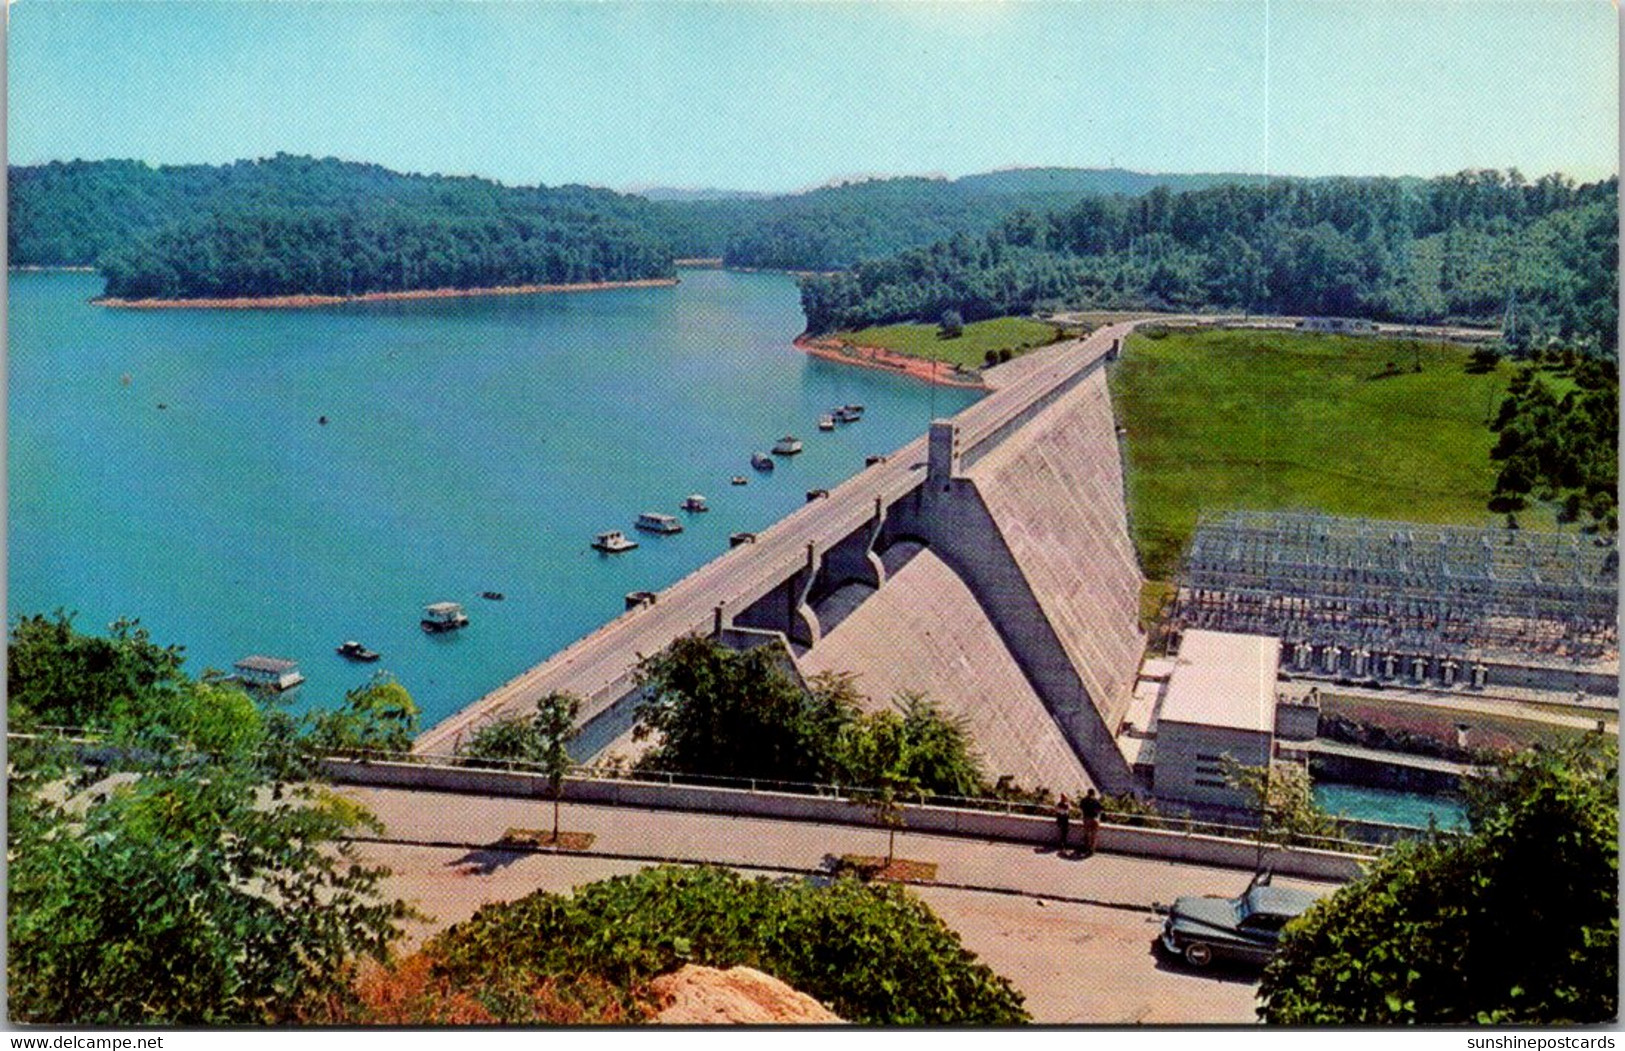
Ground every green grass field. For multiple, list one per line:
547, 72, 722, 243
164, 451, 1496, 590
834, 317, 1066, 369
1109, 328, 1549, 580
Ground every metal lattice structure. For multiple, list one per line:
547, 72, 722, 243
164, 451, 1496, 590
1175, 512, 1618, 662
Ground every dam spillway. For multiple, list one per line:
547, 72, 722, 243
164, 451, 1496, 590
416, 321, 1148, 794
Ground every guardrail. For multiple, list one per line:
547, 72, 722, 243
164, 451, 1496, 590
10, 728, 1444, 858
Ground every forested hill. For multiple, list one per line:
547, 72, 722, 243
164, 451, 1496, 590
9, 157, 1274, 293
9, 155, 676, 299
648, 167, 1269, 270
799, 171, 1619, 353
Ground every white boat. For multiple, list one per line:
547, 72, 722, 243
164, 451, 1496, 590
233, 655, 305, 691
635, 511, 684, 534
772, 435, 803, 455
592, 529, 639, 553
731, 475, 749, 486
818, 415, 836, 431
681, 494, 709, 512
420, 602, 470, 633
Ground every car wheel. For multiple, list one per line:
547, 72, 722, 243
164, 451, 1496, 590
1183, 942, 1215, 968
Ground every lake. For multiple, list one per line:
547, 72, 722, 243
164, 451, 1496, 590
9, 268, 980, 728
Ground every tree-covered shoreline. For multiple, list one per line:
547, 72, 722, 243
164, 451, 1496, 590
799, 171, 1618, 353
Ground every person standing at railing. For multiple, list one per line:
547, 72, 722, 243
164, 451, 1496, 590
1053, 794, 1072, 853
1078, 789, 1103, 855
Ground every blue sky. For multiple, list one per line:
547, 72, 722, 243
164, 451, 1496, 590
8, 1, 1618, 192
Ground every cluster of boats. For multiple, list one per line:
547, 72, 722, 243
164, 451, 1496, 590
594, 404, 866, 555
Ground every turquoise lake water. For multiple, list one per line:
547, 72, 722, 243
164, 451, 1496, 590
9, 269, 980, 729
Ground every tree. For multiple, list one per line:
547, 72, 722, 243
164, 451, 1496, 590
1258, 738, 1618, 1024
309, 672, 420, 754
1222, 757, 1342, 872
6, 613, 414, 1024
938, 309, 964, 338
533, 692, 580, 842
631, 635, 854, 784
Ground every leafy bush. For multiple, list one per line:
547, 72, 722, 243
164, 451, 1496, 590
1259, 738, 1618, 1024
421, 865, 1028, 1024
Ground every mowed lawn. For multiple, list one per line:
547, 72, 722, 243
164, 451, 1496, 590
1109, 328, 1533, 580
835, 317, 1065, 369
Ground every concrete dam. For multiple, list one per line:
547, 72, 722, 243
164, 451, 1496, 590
416, 321, 1149, 795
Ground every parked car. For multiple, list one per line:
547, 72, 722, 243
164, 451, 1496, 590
1157, 870, 1320, 969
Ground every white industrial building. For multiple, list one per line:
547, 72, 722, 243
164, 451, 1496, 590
1150, 630, 1280, 809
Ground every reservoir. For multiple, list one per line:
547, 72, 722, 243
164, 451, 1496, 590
9, 269, 980, 728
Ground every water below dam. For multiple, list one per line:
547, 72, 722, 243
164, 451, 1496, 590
9, 268, 980, 728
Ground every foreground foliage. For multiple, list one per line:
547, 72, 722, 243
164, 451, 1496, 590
395, 865, 1027, 1024
632, 634, 990, 797
1259, 738, 1618, 1025
7, 612, 413, 1024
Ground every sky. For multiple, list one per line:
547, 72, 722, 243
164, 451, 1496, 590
7, 0, 1619, 193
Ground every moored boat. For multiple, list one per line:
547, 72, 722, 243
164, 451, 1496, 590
681, 494, 709, 512
336, 640, 382, 662
421, 602, 470, 633
233, 655, 305, 691
731, 475, 749, 486
772, 435, 803, 455
750, 453, 774, 471
636, 511, 684, 534
818, 415, 836, 431
592, 529, 639, 553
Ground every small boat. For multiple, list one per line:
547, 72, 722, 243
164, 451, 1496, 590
772, 435, 803, 455
421, 602, 470, 633
731, 475, 749, 486
818, 415, 836, 431
636, 511, 684, 534
481, 591, 505, 601
751, 453, 775, 471
834, 404, 864, 423
336, 640, 381, 662
681, 494, 709, 512
844, 403, 865, 419
593, 529, 639, 553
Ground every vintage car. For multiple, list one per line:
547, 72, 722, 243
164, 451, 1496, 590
1158, 870, 1320, 969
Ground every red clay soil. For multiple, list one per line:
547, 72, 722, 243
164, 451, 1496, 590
95, 277, 679, 309
795, 334, 987, 389
650, 965, 843, 1024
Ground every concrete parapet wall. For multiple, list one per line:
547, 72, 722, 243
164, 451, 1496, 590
324, 758, 1368, 882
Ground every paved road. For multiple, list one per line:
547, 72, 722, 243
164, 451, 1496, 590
340, 784, 1341, 1024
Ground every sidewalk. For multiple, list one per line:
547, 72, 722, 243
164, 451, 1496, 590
340, 782, 1337, 929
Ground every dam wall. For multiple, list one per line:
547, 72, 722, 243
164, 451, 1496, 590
417, 321, 1151, 794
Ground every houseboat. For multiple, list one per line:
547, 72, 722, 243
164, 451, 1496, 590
681, 494, 710, 512
593, 530, 639, 553
751, 453, 775, 471
336, 640, 381, 662
772, 435, 803, 455
636, 511, 684, 534
818, 415, 836, 431
233, 655, 305, 692
421, 602, 470, 633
